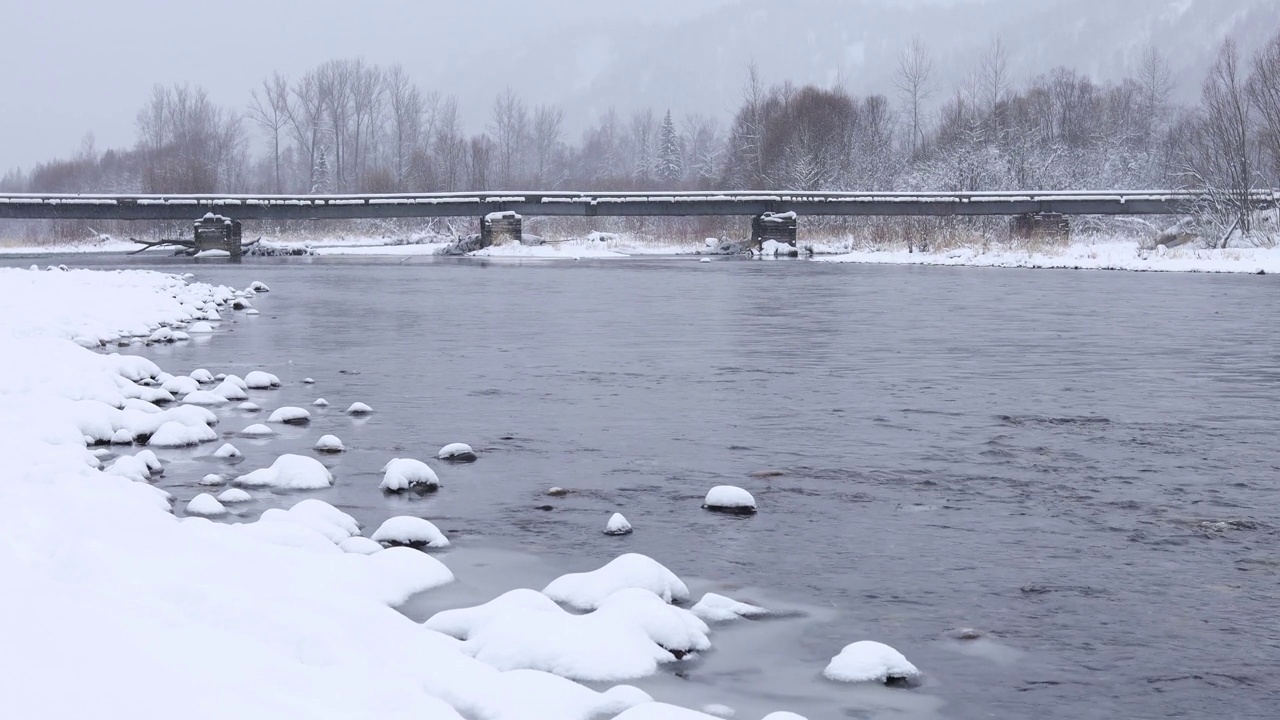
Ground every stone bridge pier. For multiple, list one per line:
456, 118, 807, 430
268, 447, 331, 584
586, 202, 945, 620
481, 211, 523, 246
751, 211, 798, 247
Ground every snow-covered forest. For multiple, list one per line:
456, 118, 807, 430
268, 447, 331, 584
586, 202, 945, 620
4, 33, 1279, 228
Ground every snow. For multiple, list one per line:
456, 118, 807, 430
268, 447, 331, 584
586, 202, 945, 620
702, 704, 736, 718
148, 420, 216, 447
148, 327, 175, 343
237, 401, 260, 411
613, 705, 725, 720
213, 379, 249, 401
181, 390, 227, 406
314, 434, 346, 452
189, 368, 215, 383
691, 593, 768, 622
346, 401, 374, 415
380, 458, 441, 492
239, 423, 275, 437
212, 442, 242, 459
193, 249, 231, 259
188, 321, 215, 333
185, 493, 227, 516
543, 554, 690, 610
161, 375, 200, 395
469, 242, 630, 259
223, 374, 249, 391
438, 442, 478, 461
703, 485, 756, 514
249, 280, 270, 292
699, 257, 712, 263
268, 406, 311, 424
370, 516, 450, 548
340, 536, 384, 555
216, 488, 252, 503
235, 454, 333, 489
245, 370, 280, 389
312, 397, 329, 407
302, 377, 316, 384
606, 513, 633, 536
198, 473, 225, 486
110, 428, 134, 445
823, 641, 922, 684
760, 714, 809, 720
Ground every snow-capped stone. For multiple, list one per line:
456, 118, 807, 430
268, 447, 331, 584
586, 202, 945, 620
235, 454, 333, 489
171, 331, 191, 341
760, 713, 809, 720
212, 379, 249, 401
312, 398, 329, 407
702, 485, 756, 514
198, 473, 225, 486
249, 280, 270, 292
613, 705, 724, 720
189, 368, 215, 384
288, 499, 360, 537
188, 321, 215, 333
185, 493, 227, 517
543, 554, 689, 610
148, 420, 216, 447
216, 488, 252, 504
246, 309, 260, 316
239, 423, 275, 437
606, 513, 633, 536
339, 536, 384, 555
231, 298, 252, 310
161, 375, 200, 396
823, 641, 921, 685
691, 593, 768, 623
345, 402, 373, 415
313, 434, 345, 453
212, 443, 242, 459
182, 390, 229, 406
237, 401, 260, 411
302, 377, 315, 384
699, 258, 712, 263
214, 373, 226, 381
547, 487, 569, 497
135, 449, 164, 474
148, 327, 175, 343
370, 516, 450, 548
110, 428, 135, 445
379, 458, 440, 492
245, 370, 280, 389
223, 374, 248, 391
595, 588, 710, 654
701, 705, 735, 718
105, 455, 152, 482
267, 406, 311, 425
437, 442, 477, 462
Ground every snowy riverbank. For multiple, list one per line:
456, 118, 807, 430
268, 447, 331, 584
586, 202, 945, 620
1, 266, 855, 719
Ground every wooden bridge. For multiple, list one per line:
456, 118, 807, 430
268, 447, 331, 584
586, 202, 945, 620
2, 189, 1276, 247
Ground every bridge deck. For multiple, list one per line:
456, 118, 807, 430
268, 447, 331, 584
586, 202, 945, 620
1, 190, 1275, 221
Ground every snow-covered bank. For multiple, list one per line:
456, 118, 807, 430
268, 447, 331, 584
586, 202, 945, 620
816, 239, 1280, 274
0, 266, 815, 719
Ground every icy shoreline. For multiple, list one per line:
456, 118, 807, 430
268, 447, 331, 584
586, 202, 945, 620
0, 266, 842, 719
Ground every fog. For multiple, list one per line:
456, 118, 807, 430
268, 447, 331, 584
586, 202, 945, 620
2, 0, 1276, 173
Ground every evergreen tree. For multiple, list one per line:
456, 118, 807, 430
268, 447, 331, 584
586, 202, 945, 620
656, 110, 684, 184
311, 145, 331, 194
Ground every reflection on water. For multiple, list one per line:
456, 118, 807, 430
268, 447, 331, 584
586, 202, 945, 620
27, 254, 1280, 719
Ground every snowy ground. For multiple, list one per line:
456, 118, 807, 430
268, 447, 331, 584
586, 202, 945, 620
0, 266, 835, 719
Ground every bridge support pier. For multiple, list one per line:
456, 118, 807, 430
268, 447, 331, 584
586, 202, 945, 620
481, 211, 522, 246
752, 211, 798, 248
1011, 212, 1070, 243
193, 213, 243, 259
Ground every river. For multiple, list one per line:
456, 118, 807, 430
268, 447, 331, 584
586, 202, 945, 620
12, 254, 1280, 719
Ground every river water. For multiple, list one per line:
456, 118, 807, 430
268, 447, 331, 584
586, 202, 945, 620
13, 254, 1280, 719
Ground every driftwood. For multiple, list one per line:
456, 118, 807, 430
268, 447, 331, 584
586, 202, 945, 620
128, 237, 261, 255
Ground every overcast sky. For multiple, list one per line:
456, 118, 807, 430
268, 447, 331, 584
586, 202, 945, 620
2, 0, 1270, 175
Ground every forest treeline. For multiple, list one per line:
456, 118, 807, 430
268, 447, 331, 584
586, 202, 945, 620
4, 32, 1279, 240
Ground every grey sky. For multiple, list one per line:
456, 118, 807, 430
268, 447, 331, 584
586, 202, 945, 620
2, 0, 1273, 174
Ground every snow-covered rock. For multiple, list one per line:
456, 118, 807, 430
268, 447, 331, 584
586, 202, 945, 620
189, 368, 215, 384
188, 321, 215, 333
181, 390, 229, 406
302, 377, 315, 384
245, 371, 280, 389
239, 423, 275, 437
547, 487, 568, 497
231, 298, 253, 310
246, 309, 261, 316
345, 401, 373, 415
110, 428, 135, 445
339, 536, 384, 555
185, 493, 227, 517
605, 513, 633, 536
148, 327, 175, 343
543, 553, 689, 610
760, 713, 809, 720
236, 401, 260, 412
212, 379, 249, 401
267, 406, 311, 425
312, 398, 329, 407
198, 473, 225, 486
314, 434, 345, 453
222, 374, 249, 391
212, 443, 241, 459
216, 488, 252, 504
595, 588, 710, 654
161, 375, 200, 396
287, 499, 360, 537
249, 280, 270, 292
613, 705, 726, 720
690, 593, 768, 623
135, 449, 163, 475
703, 485, 756, 514
823, 641, 921, 685
235, 454, 333, 489
437, 442, 477, 462
148, 420, 216, 447
701, 704, 735, 718
379, 458, 440, 492
370, 516, 450, 548
105, 455, 152, 482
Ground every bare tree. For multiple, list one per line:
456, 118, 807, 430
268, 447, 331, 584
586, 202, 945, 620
1137, 46, 1175, 127
385, 64, 422, 190
248, 72, 291, 193
433, 96, 466, 191
348, 60, 383, 189
317, 59, 354, 190
530, 104, 564, 187
978, 36, 1011, 138
1249, 31, 1280, 184
285, 72, 326, 193
489, 88, 527, 188
895, 36, 935, 157
1188, 39, 1255, 243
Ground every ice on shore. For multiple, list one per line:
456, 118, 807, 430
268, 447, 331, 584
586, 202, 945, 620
823, 641, 921, 684
543, 553, 689, 610
314, 434, 345, 453
268, 406, 311, 425
346, 401, 374, 415
185, 493, 227, 516
703, 485, 756, 514
216, 488, 252, 503
239, 423, 275, 437
245, 370, 280, 389
371, 516, 450, 548
235, 454, 332, 489
605, 513, 633, 536
212, 442, 241, 459
438, 442, 477, 462
691, 593, 768, 623
380, 458, 440, 492
148, 420, 216, 447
